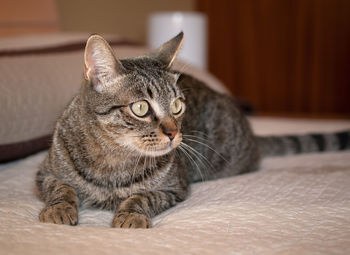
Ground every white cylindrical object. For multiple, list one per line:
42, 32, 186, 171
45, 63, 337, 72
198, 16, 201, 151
148, 12, 207, 70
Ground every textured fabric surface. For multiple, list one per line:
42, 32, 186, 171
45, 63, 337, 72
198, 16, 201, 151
0, 33, 227, 160
0, 118, 349, 255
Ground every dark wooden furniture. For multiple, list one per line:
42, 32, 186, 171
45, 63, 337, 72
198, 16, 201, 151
198, 0, 350, 118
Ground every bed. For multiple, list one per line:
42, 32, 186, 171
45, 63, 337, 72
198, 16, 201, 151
1, 34, 349, 255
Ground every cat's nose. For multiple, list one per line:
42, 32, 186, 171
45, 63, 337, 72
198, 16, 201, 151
163, 129, 178, 141
160, 120, 178, 141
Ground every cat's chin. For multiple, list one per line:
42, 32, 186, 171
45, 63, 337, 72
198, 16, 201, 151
140, 145, 175, 157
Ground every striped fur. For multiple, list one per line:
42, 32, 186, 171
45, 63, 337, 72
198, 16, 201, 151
257, 130, 350, 157
36, 32, 349, 229
36, 33, 191, 228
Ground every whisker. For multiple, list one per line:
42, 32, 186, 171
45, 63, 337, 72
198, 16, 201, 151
182, 137, 229, 164
180, 143, 212, 180
178, 145, 205, 182
180, 142, 216, 173
129, 152, 143, 196
187, 130, 210, 139
148, 151, 155, 182
141, 148, 148, 190
183, 134, 211, 143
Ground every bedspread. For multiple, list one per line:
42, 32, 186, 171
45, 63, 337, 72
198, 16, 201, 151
0, 117, 350, 255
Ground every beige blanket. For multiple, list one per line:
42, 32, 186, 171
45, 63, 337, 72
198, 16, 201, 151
0, 117, 349, 255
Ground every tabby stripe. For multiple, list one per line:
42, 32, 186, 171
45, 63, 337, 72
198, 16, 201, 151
49, 195, 76, 207
336, 131, 349, 150
287, 136, 302, 153
150, 79, 160, 93
145, 193, 154, 210
49, 200, 65, 206
73, 166, 107, 188
137, 70, 151, 83
124, 121, 134, 126
170, 85, 177, 97
311, 134, 325, 151
164, 82, 172, 94
167, 190, 183, 203
164, 192, 175, 206
119, 196, 145, 215
134, 197, 147, 214
102, 202, 109, 210
91, 201, 101, 208
147, 88, 153, 99
54, 184, 71, 194
47, 179, 58, 195
95, 105, 123, 116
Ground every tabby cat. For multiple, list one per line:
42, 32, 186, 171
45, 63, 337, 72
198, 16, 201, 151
36, 32, 350, 228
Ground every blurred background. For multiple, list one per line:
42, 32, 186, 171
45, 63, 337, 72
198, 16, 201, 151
1, 0, 350, 118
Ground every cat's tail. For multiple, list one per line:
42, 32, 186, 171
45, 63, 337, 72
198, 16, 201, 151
256, 130, 350, 157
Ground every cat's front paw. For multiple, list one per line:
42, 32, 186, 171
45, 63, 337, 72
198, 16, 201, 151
39, 202, 78, 225
112, 212, 152, 228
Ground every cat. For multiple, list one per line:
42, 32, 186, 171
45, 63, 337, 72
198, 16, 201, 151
36, 32, 350, 228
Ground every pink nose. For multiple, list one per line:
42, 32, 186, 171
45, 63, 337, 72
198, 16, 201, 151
161, 119, 178, 141
163, 129, 178, 141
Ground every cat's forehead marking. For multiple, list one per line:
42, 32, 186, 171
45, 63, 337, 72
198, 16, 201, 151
149, 100, 165, 118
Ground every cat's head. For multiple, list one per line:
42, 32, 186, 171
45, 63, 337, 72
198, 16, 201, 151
83, 32, 185, 157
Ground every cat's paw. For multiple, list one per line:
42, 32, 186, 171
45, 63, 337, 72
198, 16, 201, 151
39, 202, 78, 225
112, 212, 152, 228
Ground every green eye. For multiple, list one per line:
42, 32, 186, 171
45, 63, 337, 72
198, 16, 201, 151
171, 98, 183, 115
130, 100, 149, 117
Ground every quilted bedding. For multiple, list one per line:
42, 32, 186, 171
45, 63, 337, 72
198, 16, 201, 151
1, 117, 349, 255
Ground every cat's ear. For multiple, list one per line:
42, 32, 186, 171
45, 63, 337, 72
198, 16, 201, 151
150, 31, 184, 69
84, 34, 125, 92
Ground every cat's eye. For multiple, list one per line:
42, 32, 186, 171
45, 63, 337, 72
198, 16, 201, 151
130, 100, 149, 117
171, 98, 183, 115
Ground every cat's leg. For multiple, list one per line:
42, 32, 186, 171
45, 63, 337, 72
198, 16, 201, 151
36, 170, 78, 225
112, 189, 187, 228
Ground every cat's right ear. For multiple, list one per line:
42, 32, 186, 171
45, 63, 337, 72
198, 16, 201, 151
150, 31, 184, 69
84, 35, 126, 92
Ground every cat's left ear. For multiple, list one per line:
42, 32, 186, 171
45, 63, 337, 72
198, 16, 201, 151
150, 31, 184, 69
84, 34, 126, 92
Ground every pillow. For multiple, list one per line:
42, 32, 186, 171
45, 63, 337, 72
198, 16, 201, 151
0, 33, 228, 162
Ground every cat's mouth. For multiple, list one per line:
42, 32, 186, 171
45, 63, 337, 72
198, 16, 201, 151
144, 145, 173, 157
116, 133, 182, 157
140, 139, 181, 157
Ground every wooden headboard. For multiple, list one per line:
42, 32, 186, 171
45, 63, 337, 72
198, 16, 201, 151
0, 0, 59, 37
